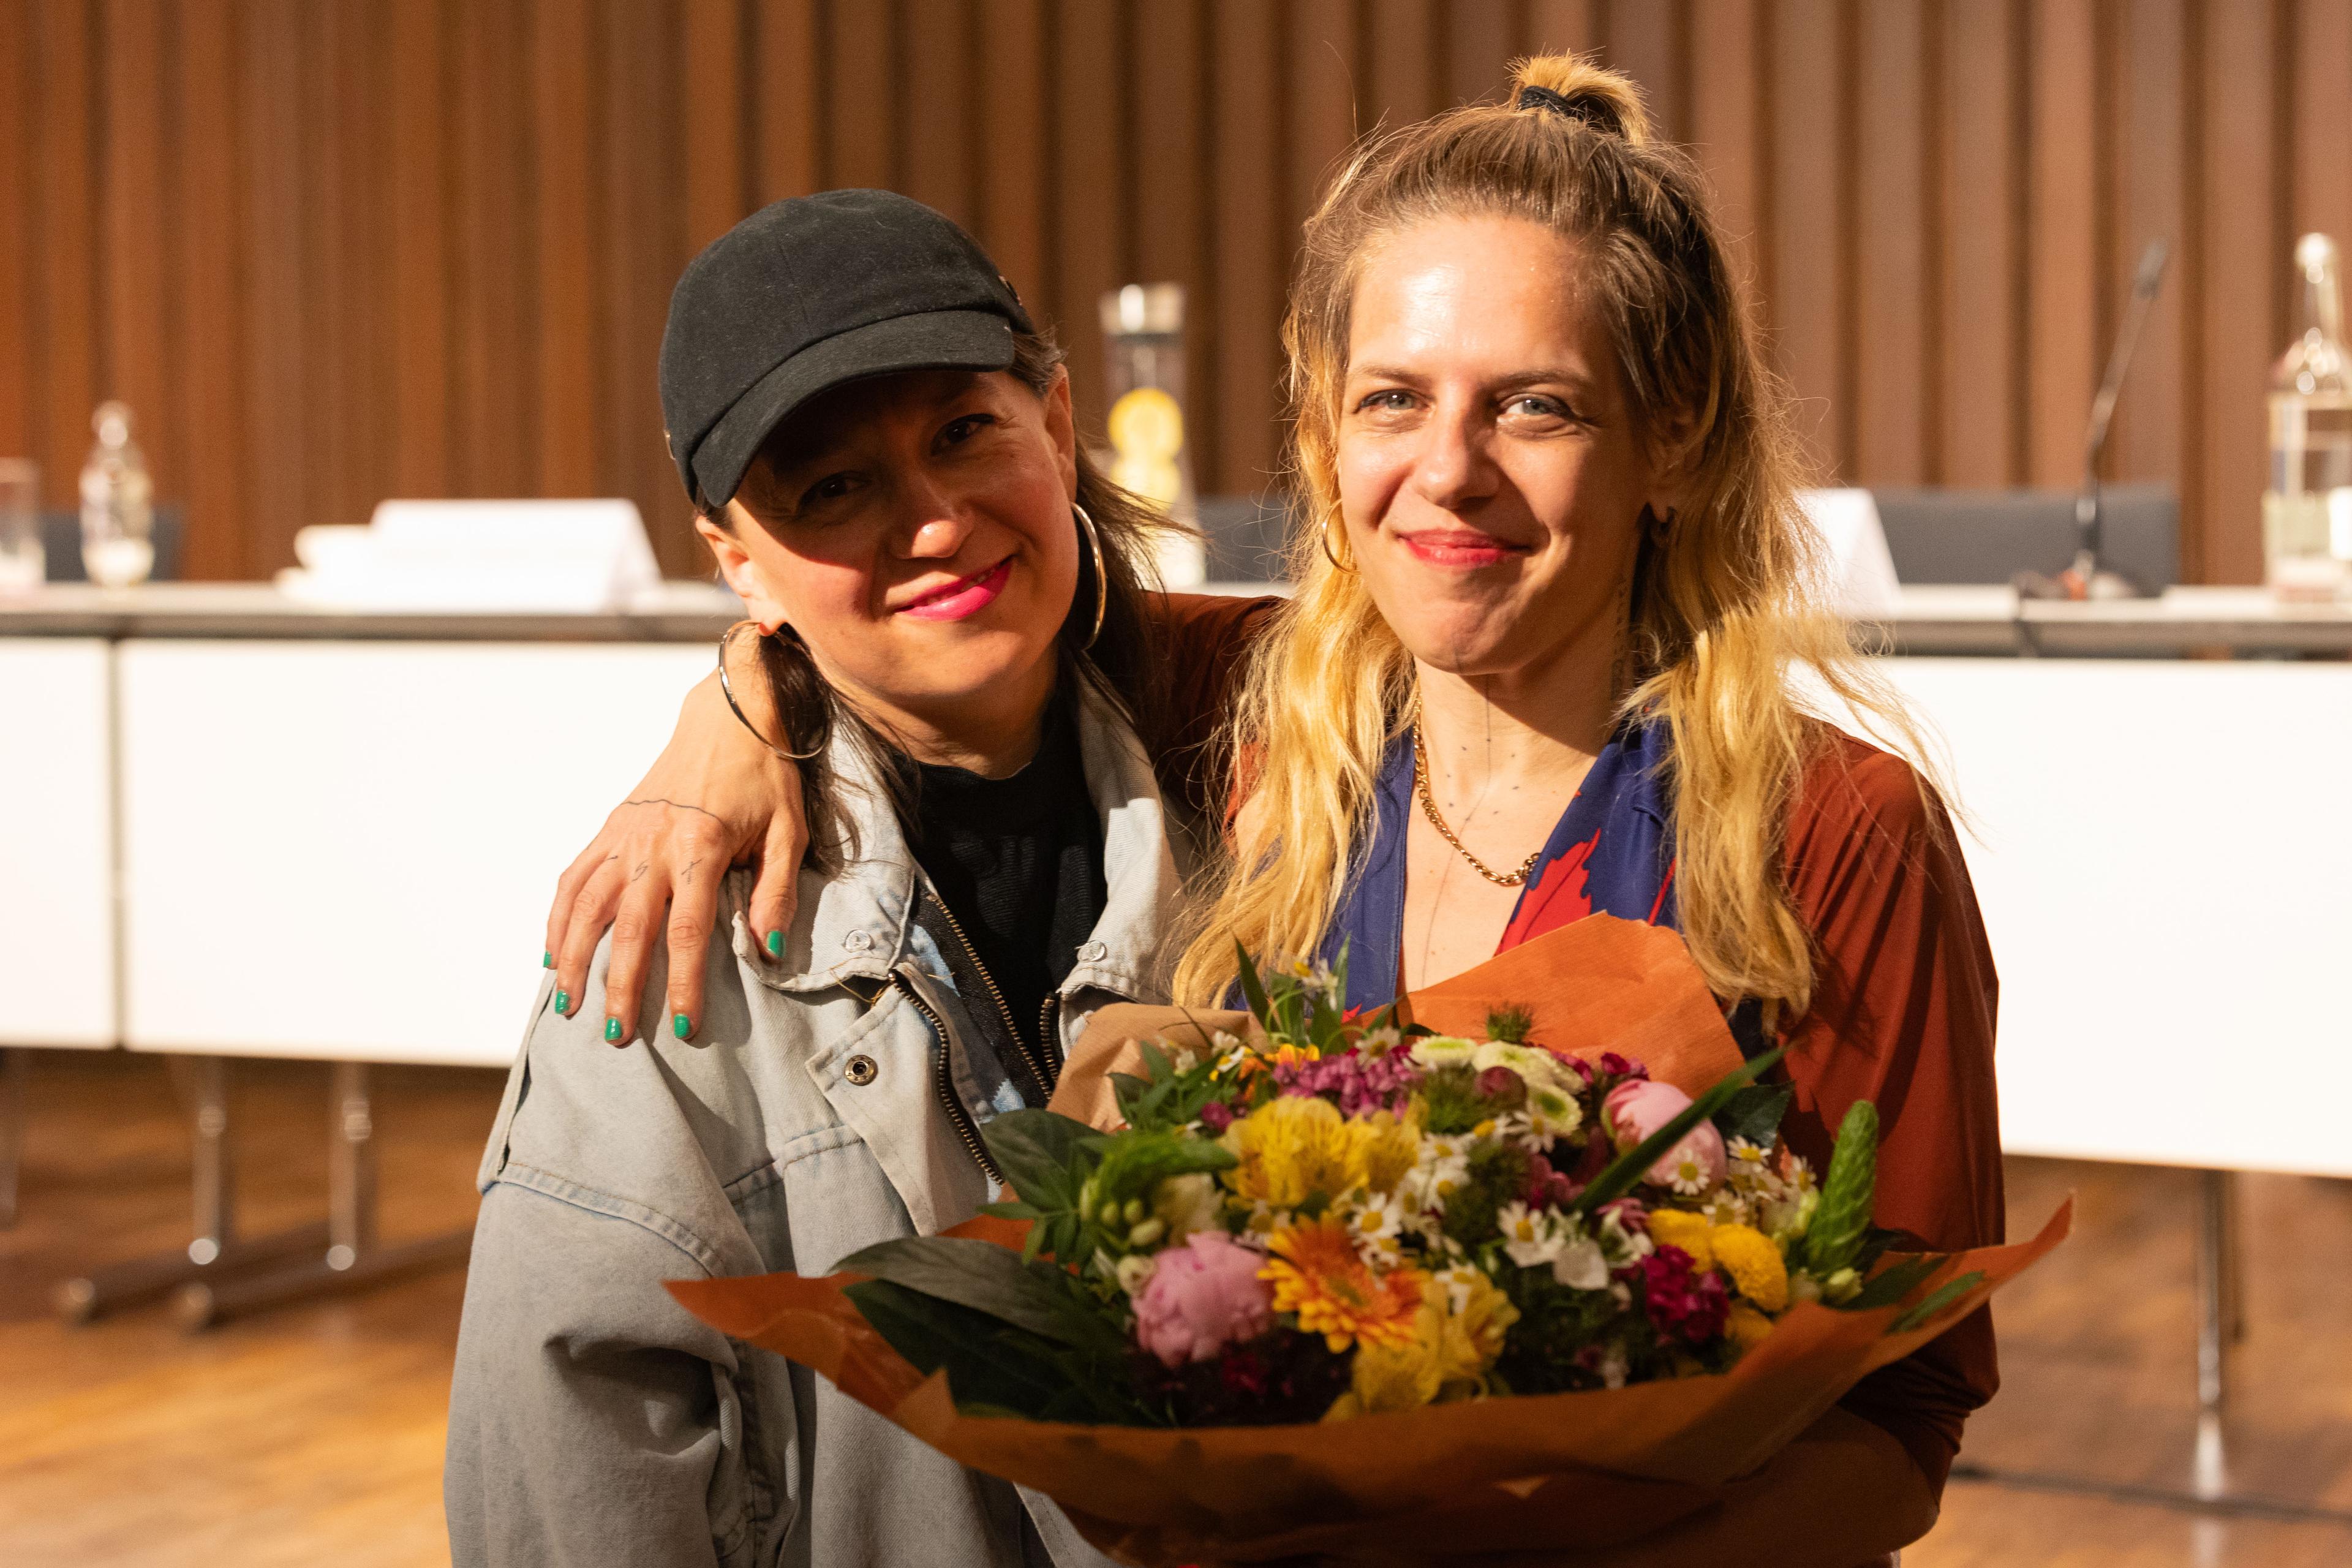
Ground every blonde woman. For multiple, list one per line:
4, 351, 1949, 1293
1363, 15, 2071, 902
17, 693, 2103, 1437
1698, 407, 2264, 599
548, 58, 1998, 1566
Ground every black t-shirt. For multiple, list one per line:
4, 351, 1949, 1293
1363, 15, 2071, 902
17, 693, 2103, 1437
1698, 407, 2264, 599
908, 694, 1107, 1082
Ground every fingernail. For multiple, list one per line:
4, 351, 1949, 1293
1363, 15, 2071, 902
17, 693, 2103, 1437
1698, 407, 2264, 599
554, 990, 571, 1016
605, 1017, 624, 1044
542, 949, 554, 968
673, 1012, 692, 1041
765, 929, 783, 957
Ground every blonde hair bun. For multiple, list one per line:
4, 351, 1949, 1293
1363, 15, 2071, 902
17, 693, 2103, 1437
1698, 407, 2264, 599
1509, 53, 1653, 146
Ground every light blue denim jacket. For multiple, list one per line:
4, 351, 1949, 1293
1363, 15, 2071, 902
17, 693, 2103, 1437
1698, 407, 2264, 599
444, 687, 1179, 1568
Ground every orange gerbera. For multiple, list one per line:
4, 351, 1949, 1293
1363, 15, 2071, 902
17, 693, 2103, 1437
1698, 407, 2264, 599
1259, 1218, 1425, 1352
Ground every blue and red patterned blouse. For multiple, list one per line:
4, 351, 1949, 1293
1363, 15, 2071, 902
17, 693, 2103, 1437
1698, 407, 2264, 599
1322, 718, 1679, 1014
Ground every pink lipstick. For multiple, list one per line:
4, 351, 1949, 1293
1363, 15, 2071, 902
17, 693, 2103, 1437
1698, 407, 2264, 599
1398, 529, 1526, 570
896, 556, 1013, 621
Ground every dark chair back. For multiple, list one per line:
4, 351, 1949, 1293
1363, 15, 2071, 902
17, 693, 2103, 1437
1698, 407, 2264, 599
1868, 485, 2178, 589
39, 506, 186, 582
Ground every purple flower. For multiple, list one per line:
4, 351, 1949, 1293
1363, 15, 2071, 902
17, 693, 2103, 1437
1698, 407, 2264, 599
1521, 1152, 1578, 1210
1196, 1100, 1235, 1134
1270, 1049, 1423, 1118
1476, 1065, 1528, 1110
1597, 1052, 1649, 1082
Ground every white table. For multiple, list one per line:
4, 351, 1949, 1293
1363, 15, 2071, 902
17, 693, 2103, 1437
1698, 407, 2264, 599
1, 585, 736, 1317
3, 582, 2348, 1351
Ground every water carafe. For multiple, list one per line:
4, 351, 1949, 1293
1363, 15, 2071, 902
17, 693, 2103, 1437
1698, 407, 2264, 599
2264, 234, 2352, 600
80, 400, 155, 589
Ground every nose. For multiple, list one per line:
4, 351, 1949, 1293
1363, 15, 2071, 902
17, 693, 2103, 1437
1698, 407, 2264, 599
892, 473, 971, 560
1408, 402, 1499, 512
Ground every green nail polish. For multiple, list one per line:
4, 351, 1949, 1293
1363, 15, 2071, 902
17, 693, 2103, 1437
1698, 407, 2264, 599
605, 1017, 624, 1043
673, 1012, 692, 1040
554, 989, 570, 1015
765, 929, 783, 957
542, 949, 554, 968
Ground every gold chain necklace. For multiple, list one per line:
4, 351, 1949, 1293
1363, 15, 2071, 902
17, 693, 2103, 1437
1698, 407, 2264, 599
1411, 709, 1545, 887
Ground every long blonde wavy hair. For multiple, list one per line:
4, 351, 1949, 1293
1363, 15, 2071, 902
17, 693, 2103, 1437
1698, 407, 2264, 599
1172, 53, 1927, 1017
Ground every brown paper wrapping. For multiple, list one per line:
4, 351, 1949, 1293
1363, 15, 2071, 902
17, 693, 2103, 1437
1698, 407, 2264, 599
667, 914, 2069, 1564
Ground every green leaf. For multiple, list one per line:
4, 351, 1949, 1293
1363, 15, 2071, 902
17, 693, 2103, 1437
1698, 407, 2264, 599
843, 1280, 1099, 1420
834, 1236, 1085, 1343
979, 1109, 1101, 1204
1890, 1270, 1985, 1333
1234, 941, 1273, 1029
1570, 1047, 1786, 1216
1837, 1254, 1945, 1312
1714, 1084, 1794, 1148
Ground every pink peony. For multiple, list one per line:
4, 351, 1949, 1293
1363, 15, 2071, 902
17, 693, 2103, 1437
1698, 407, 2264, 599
1604, 1079, 1727, 1192
1132, 1232, 1275, 1368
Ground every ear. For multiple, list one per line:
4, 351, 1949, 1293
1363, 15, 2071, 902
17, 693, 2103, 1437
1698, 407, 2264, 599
1039, 368, 1080, 500
1643, 404, 1703, 520
698, 508, 791, 635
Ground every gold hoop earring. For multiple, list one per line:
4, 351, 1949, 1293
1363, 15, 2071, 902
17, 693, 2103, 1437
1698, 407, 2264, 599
1318, 514, 1356, 574
717, 620, 823, 761
1072, 502, 1108, 650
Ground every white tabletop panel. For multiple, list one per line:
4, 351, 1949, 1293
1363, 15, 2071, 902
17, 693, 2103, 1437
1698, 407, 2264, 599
117, 641, 712, 1065
0, 638, 118, 1046
1879, 658, 2352, 1177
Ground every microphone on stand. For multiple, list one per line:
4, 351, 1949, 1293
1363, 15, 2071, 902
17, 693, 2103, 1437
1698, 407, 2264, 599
2018, 237, 2169, 601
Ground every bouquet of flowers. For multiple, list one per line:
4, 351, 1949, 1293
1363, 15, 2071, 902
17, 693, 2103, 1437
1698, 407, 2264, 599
671, 916, 2065, 1565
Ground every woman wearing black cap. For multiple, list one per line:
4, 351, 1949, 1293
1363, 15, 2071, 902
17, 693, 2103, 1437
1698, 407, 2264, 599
446, 190, 1170, 1568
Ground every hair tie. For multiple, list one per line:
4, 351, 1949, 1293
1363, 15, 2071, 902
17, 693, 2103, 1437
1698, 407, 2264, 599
1516, 83, 1615, 134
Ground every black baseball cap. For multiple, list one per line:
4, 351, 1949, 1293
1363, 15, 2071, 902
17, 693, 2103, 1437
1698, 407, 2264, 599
659, 189, 1034, 508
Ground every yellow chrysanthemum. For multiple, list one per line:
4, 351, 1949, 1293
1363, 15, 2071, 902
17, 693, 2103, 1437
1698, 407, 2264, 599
1725, 1302, 1776, 1351
1327, 1316, 1446, 1419
1223, 1096, 1365, 1208
1354, 1111, 1422, 1196
1261, 1218, 1425, 1352
1710, 1223, 1789, 1311
1431, 1268, 1520, 1385
1646, 1209, 1715, 1271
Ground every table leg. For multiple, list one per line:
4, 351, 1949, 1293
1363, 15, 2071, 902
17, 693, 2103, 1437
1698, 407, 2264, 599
175, 1061, 469, 1329
0, 1047, 27, 1227
2192, 1167, 2241, 1499
55, 1057, 329, 1322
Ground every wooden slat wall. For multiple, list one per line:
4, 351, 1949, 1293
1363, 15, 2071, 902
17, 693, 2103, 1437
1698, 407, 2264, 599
1, 0, 2342, 582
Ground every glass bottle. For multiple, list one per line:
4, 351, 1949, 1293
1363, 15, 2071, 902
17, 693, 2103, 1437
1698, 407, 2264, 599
1098, 284, 1208, 588
0, 459, 40, 593
80, 400, 155, 589
2263, 234, 2352, 600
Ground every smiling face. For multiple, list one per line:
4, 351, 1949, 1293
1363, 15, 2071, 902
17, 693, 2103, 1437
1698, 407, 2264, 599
1335, 214, 1684, 683
697, 366, 1080, 755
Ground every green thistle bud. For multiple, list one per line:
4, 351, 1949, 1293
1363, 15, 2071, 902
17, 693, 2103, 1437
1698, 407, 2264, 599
1804, 1099, 1879, 1276
1483, 1005, 1535, 1045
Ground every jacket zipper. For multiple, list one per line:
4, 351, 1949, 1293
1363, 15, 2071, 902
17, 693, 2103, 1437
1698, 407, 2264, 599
923, 891, 1060, 1099
889, 970, 1004, 1187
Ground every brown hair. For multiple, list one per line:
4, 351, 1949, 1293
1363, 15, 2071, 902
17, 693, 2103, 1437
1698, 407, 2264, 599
705, 327, 1182, 870
1174, 53, 1928, 1015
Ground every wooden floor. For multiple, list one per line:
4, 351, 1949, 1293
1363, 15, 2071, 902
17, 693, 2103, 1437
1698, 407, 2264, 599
2, 1050, 2348, 1566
